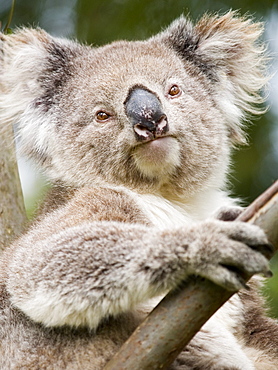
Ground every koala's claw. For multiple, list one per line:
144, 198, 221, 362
249, 242, 275, 260
263, 270, 273, 278
214, 206, 243, 221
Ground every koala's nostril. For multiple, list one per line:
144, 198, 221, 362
133, 124, 154, 139
156, 115, 169, 136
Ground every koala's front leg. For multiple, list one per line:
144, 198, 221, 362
3, 219, 271, 330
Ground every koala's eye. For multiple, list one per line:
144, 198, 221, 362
96, 111, 110, 122
168, 85, 181, 98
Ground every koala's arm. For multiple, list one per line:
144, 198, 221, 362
2, 190, 271, 331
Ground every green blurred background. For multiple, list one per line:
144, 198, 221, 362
1, 0, 278, 315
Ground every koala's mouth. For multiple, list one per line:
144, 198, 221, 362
133, 136, 179, 164
131, 133, 175, 153
140, 136, 173, 149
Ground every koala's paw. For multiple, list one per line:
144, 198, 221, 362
188, 220, 274, 291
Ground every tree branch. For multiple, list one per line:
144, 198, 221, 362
0, 124, 26, 251
104, 180, 278, 370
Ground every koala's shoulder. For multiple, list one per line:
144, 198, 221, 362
38, 185, 148, 226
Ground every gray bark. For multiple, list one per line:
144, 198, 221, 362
0, 124, 26, 250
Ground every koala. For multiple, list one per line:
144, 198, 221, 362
0, 10, 278, 370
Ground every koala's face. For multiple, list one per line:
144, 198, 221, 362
32, 40, 229, 196
1, 14, 266, 197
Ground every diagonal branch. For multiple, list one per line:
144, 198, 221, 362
104, 180, 278, 370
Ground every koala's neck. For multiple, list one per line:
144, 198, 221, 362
132, 187, 234, 229
87, 182, 234, 228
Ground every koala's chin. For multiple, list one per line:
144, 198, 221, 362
132, 136, 181, 178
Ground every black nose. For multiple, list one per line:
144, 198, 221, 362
125, 87, 169, 141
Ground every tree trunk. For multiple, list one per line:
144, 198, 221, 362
0, 124, 26, 250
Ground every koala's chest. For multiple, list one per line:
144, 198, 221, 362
134, 194, 194, 230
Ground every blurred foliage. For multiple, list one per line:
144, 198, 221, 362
1, 0, 278, 316
75, 0, 276, 44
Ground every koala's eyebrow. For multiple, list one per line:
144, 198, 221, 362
90, 101, 115, 112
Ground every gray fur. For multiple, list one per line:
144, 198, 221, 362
0, 11, 277, 369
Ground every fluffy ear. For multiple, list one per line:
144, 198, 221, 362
156, 11, 268, 144
0, 28, 81, 160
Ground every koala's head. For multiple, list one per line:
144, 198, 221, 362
0, 11, 267, 198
